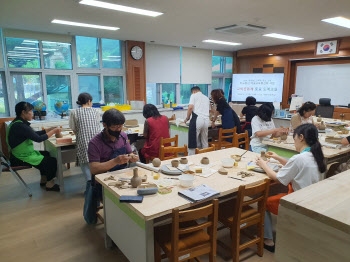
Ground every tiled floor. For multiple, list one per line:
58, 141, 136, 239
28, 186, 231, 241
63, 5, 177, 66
0, 166, 276, 262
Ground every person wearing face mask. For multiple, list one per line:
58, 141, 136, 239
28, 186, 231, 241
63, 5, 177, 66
88, 109, 139, 176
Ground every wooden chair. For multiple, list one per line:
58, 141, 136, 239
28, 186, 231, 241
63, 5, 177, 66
169, 114, 176, 121
218, 179, 270, 262
159, 135, 179, 160
211, 127, 236, 150
154, 199, 219, 262
0, 150, 32, 197
159, 144, 188, 160
233, 130, 250, 150
195, 144, 216, 154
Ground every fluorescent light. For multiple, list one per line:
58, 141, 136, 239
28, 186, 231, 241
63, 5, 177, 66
322, 16, 350, 29
268, 53, 273, 56
263, 33, 303, 41
202, 39, 241, 46
51, 19, 119, 31
79, 0, 163, 17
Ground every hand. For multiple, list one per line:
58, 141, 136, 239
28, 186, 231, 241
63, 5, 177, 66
128, 153, 139, 163
274, 127, 288, 137
211, 121, 216, 128
256, 156, 268, 168
266, 151, 278, 159
184, 118, 188, 123
115, 155, 131, 165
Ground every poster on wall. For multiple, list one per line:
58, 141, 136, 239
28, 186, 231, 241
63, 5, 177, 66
316, 40, 338, 55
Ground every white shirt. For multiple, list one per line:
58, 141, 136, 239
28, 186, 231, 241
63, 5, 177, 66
250, 115, 275, 147
277, 151, 323, 191
189, 92, 209, 119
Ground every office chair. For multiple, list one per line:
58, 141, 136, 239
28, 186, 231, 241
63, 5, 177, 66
315, 98, 334, 118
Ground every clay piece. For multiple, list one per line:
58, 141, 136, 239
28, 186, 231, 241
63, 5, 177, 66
218, 167, 228, 175
237, 171, 254, 178
152, 158, 161, 167
280, 134, 288, 141
231, 155, 241, 162
260, 151, 268, 161
171, 160, 179, 167
104, 175, 116, 181
158, 187, 172, 194
183, 170, 195, 174
55, 132, 63, 138
201, 157, 210, 165
180, 157, 188, 164
131, 168, 142, 188
319, 121, 326, 130
141, 175, 147, 182
317, 115, 322, 122
108, 181, 124, 187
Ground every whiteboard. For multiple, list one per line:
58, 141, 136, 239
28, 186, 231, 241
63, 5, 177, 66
295, 64, 350, 105
232, 73, 284, 102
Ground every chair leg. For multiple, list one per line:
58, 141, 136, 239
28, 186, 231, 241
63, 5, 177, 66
231, 228, 240, 262
9, 169, 32, 197
257, 222, 264, 257
154, 241, 162, 262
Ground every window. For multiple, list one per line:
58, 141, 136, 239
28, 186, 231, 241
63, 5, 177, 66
43, 41, 72, 69
225, 78, 232, 100
225, 57, 233, 73
146, 83, 159, 105
12, 73, 43, 104
102, 39, 122, 68
45, 75, 72, 112
180, 84, 208, 104
211, 78, 223, 90
76, 36, 99, 68
6, 38, 40, 68
78, 75, 101, 103
162, 83, 176, 104
104, 76, 123, 104
212, 56, 222, 73
0, 73, 9, 116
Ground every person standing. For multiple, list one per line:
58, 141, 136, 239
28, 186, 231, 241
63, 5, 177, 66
184, 86, 210, 155
69, 93, 101, 181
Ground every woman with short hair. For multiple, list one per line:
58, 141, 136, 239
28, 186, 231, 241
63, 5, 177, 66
69, 93, 101, 181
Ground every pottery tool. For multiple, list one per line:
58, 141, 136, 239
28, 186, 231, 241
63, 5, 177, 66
166, 177, 179, 180
229, 177, 244, 181
240, 150, 248, 157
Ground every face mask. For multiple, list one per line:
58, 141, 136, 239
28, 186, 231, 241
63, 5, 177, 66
108, 128, 121, 139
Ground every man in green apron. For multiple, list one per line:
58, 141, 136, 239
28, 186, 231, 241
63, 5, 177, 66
7, 102, 62, 191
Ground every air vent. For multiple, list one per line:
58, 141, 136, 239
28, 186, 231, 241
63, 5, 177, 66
215, 24, 266, 35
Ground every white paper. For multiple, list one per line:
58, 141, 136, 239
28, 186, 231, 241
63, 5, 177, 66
289, 97, 304, 111
178, 184, 220, 202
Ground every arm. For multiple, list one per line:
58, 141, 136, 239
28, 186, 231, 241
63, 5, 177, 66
211, 111, 220, 128
266, 151, 288, 165
22, 124, 59, 142
256, 157, 279, 181
90, 157, 130, 175
143, 120, 149, 138
341, 136, 350, 145
184, 104, 194, 123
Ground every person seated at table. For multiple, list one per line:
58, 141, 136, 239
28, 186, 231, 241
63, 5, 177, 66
88, 109, 139, 176
256, 123, 326, 252
250, 103, 288, 153
240, 96, 258, 137
139, 104, 170, 163
290, 101, 317, 133
69, 92, 101, 181
7, 102, 61, 191
210, 89, 241, 142
341, 135, 350, 145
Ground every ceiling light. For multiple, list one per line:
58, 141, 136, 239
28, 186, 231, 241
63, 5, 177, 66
268, 53, 273, 56
263, 33, 303, 41
322, 16, 350, 29
51, 19, 119, 31
202, 39, 241, 46
79, 0, 163, 17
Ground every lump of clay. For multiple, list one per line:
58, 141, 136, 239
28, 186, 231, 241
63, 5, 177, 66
280, 134, 287, 141
180, 157, 188, 164
201, 157, 210, 165
218, 168, 228, 175
171, 160, 179, 167
260, 151, 268, 161
319, 121, 326, 130
152, 158, 161, 167
104, 175, 115, 181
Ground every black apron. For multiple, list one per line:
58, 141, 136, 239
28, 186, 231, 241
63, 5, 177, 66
188, 112, 198, 149
101, 132, 128, 171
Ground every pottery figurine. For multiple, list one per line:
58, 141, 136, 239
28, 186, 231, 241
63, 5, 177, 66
171, 160, 179, 167
319, 121, 326, 130
130, 168, 142, 188
180, 157, 188, 164
260, 151, 268, 161
201, 157, 210, 165
152, 158, 161, 167
317, 115, 322, 122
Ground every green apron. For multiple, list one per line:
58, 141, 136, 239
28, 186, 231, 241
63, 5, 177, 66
6, 119, 44, 166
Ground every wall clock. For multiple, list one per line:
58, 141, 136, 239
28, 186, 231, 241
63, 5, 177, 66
130, 46, 143, 60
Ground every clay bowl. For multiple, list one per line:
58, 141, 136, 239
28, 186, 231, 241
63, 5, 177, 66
231, 155, 242, 162
171, 160, 180, 168
180, 157, 188, 164
200, 157, 210, 165
152, 158, 161, 167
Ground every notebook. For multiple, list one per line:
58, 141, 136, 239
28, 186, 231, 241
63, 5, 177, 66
178, 184, 220, 203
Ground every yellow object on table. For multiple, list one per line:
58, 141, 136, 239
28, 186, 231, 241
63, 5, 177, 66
164, 104, 177, 108
101, 105, 132, 111
153, 172, 160, 180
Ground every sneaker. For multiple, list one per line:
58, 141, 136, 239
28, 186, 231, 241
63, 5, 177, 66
46, 184, 60, 192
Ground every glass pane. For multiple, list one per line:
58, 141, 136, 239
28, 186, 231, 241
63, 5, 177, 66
162, 83, 176, 104
6, 38, 40, 68
180, 84, 192, 104
46, 75, 72, 113
104, 76, 123, 105
197, 84, 208, 96
0, 73, 9, 116
76, 36, 99, 68
211, 78, 220, 90
43, 41, 72, 69
212, 56, 221, 73
146, 83, 158, 105
78, 75, 101, 103
225, 57, 233, 73
12, 74, 42, 104
225, 78, 232, 101
102, 39, 122, 68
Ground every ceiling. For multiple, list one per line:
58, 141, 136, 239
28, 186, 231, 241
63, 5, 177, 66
2, 0, 350, 52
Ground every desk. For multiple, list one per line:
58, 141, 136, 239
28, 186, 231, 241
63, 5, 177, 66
275, 169, 350, 262
96, 147, 268, 262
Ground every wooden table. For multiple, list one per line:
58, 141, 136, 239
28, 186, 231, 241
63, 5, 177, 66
275, 169, 350, 262
96, 147, 268, 262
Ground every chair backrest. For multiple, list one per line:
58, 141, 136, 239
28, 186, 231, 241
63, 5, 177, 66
315, 105, 334, 118
195, 144, 215, 154
233, 130, 250, 150
216, 127, 236, 149
171, 199, 218, 261
160, 144, 187, 160
159, 135, 179, 160
234, 179, 270, 229
168, 114, 176, 121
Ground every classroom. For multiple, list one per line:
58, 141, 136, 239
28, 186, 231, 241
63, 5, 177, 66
1, 1, 350, 262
